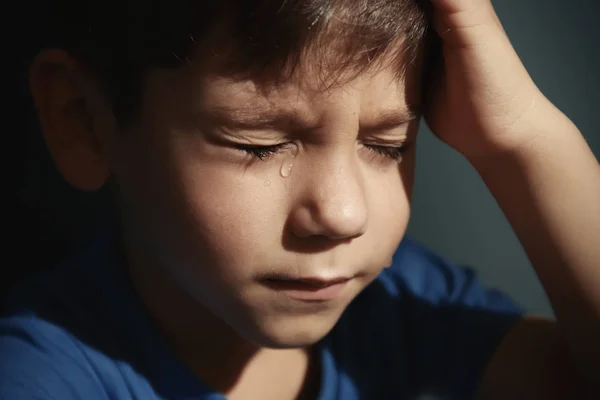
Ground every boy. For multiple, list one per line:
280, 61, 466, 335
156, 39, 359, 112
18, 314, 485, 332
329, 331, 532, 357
2, 0, 599, 398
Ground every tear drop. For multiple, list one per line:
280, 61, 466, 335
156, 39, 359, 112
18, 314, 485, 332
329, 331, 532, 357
280, 161, 293, 178
279, 144, 299, 178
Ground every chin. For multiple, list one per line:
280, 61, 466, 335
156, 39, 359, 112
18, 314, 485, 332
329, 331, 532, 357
256, 333, 326, 349
244, 312, 341, 349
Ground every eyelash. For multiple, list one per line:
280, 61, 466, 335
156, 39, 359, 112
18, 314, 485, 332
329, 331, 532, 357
365, 144, 409, 161
238, 144, 291, 160
237, 143, 410, 162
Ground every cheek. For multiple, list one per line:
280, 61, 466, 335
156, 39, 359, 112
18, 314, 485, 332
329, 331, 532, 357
156, 141, 291, 278
181, 167, 285, 267
365, 152, 415, 260
400, 147, 417, 201
115, 130, 286, 275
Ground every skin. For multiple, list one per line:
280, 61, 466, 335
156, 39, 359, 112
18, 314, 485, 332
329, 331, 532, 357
28, 0, 600, 398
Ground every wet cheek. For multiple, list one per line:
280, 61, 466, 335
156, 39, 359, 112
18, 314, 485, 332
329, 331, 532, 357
176, 164, 289, 269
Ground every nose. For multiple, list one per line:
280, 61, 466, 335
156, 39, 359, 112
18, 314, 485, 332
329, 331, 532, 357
289, 152, 368, 241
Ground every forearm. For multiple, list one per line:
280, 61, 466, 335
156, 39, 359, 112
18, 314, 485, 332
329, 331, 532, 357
471, 102, 600, 382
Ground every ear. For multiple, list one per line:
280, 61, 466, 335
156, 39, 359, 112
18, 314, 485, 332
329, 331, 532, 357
29, 49, 113, 191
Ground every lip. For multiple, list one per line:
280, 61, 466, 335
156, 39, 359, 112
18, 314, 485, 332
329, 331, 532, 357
261, 277, 351, 301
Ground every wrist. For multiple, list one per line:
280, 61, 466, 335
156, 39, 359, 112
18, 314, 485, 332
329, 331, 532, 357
466, 101, 576, 173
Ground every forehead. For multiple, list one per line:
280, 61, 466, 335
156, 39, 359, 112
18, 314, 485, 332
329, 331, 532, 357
196, 60, 422, 118
143, 47, 423, 129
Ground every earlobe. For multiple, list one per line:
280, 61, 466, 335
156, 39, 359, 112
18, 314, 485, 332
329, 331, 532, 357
29, 49, 111, 191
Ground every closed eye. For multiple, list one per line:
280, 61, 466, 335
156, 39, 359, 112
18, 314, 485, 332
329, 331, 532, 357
235, 142, 411, 162
235, 143, 290, 160
363, 143, 411, 162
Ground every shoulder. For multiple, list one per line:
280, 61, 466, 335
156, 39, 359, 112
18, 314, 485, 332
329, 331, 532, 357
379, 236, 521, 311
329, 237, 525, 398
0, 315, 106, 399
338, 237, 523, 338
0, 229, 160, 399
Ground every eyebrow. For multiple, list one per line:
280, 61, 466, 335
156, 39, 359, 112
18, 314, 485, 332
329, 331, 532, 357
359, 107, 421, 134
200, 104, 421, 132
199, 106, 315, 131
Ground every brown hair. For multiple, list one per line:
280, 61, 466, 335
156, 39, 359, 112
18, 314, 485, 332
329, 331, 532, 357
46, 0, 433, 124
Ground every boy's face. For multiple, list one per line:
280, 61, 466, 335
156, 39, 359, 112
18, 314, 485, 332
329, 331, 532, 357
65, 52, 420, 347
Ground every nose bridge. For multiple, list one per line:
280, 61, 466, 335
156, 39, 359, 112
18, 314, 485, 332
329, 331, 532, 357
295, 147, 368, 239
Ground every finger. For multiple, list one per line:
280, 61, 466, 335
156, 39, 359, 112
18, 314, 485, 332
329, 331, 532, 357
428, 0, 506, 48
428, 0, 493, 14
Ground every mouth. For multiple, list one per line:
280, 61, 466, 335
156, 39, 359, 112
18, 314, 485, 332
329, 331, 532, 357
261, 276, 351, 301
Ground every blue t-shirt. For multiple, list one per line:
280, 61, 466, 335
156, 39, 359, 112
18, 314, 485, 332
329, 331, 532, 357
0, 228, 523, 399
